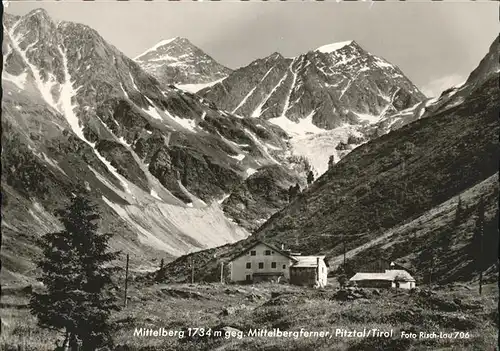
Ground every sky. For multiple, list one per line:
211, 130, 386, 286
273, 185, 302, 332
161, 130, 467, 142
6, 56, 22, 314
6, 2, 499, 97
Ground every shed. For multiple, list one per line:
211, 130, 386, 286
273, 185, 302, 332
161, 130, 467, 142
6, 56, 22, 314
349, 269, 416, 289
290, 256, 328, 287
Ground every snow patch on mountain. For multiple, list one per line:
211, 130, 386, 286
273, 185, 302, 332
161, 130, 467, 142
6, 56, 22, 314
374, 57, 395, 69
119, 83, 129, 98
150, 189, 162, 201
315, 40, 353, 54
3, 70, 28, 90
142, 96, 164, 120
53, 46, 133, 194
252, 72, 288, 117
9, 28, 58, 109
245, 129, 280, 165
177, 77, 225, 93
129, 72, 140, 91
269, 110, 323, 136
134, 37, 179, 60
167, 113, 197, 132
217, 193, 231, 204
291, 124, 365, 175
246, 168, 258, 177
229, 153, 246, 161
354, 112, 381, 124
281, 63, 298, 117
233, 86, 257, 114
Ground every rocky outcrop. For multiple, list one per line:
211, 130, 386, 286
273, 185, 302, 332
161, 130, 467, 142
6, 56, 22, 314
222, 165, 303, 231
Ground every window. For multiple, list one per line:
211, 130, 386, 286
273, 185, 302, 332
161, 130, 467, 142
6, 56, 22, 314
258, 262, 264, 269
250, 250, 256, 256
282, 264, 286, 269
246, 262, 251, 269
265, 250, 271, 256
271, 262, 277, 269
246, 274, 251, 281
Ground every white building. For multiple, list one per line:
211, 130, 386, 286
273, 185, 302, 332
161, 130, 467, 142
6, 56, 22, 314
349, 269, 416, 289
228, 241, 328, 287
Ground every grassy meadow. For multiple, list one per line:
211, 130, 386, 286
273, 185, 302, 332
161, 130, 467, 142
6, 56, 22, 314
1, 280, 498, 351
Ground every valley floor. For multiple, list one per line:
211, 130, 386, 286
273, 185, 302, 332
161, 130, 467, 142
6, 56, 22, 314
1, 281, 498, 351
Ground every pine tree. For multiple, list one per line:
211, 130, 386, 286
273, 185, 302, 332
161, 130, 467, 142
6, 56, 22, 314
419, 247, 435, 286
155, 258, 165, 282
307, 170, 314, 186
471, 197, 485, 295
440, 196, 463, 252
336, 266, 347, 289
30, 195, 120, 350
288, 185, 294, 203
294, 183, 301, 196
328, 155, 335, 171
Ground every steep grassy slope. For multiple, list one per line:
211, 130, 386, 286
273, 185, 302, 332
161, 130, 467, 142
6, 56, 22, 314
328, 173, 498, 283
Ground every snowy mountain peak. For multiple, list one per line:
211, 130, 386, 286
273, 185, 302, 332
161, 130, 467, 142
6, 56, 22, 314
315, 40, 354, 54
25, 8, 51, 20
134, 36, 231, 85
134, 37, 183, 60
14, 7, 55, 32
266, 52, 284, 60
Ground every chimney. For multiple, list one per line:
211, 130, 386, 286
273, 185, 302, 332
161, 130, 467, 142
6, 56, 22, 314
281, 244, 284, 250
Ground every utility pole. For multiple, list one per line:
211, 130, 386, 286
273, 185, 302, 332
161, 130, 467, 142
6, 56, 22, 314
320, 233, 361, 270
124, 253, 129, 307
479, 204, 484, 296
429, 253, 434, 287
343, 235, 346, 269
220, 262, 224, 284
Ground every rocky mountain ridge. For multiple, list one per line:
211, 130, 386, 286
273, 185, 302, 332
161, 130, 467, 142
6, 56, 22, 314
197, 40, 429, 174
134, 36, 232, 90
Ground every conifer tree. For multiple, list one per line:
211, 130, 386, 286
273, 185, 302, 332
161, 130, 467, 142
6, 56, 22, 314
307, 170, 315, 186
471, 197, 485, 295
328, 155, 335, 171
30, 195, 120, 350
336, 268, 347, 289
155, 258, 165, 282
287, 185, 294, 203
294, 183, 301, 196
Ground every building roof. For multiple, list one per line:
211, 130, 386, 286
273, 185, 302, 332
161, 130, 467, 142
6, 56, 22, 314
291, 256, 326, 268
354, 258, 415, 276
228, 240, 298, 263
349, 270, 415, 282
